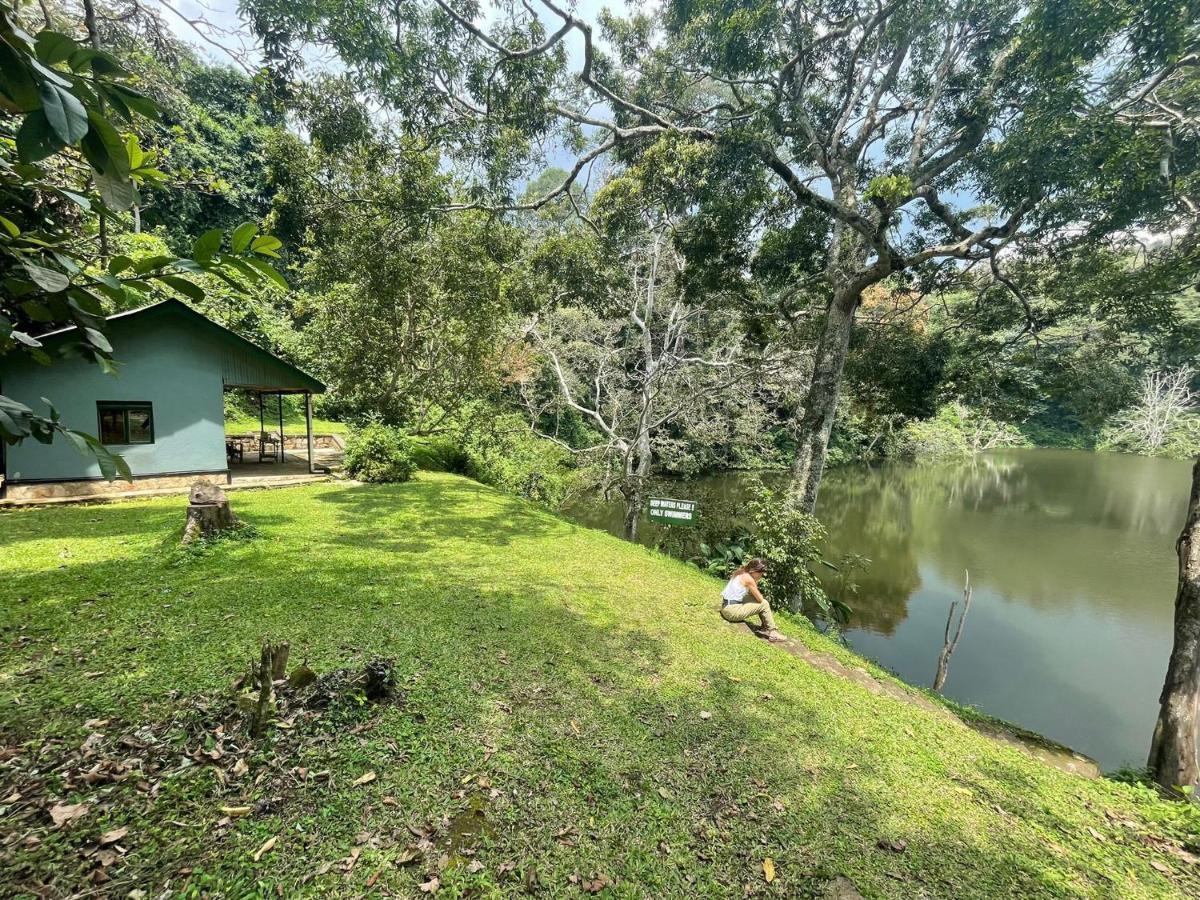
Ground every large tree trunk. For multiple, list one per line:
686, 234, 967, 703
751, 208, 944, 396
1148, 458, 1200, 795
790, 284, 859, 512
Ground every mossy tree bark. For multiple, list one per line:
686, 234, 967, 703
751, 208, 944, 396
1148, 458, 1200, 795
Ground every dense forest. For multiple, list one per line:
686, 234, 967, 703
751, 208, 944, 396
3, 1, 1196, 523
6, 2, 1200, 893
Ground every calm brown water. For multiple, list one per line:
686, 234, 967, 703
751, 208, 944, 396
566, 449, 1194, 771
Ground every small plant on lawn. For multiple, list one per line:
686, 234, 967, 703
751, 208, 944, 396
345, 423, 417, 483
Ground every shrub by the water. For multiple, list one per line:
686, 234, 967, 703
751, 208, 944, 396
344, 424, 417, 483
462, 413, 579, 507
745, 480, 847, 622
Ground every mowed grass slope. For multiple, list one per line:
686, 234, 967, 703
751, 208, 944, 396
2, 474, 1198, 898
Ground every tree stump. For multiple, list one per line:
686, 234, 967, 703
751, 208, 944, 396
181, 480, 237, 544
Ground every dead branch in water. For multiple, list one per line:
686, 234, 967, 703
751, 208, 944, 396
933, 571, 973, 693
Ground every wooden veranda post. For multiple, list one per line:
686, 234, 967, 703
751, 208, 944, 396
305, 392, 315, 474
277, 392, 285, 463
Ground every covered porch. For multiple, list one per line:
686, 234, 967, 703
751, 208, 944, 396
221, 333, 334, 487
223, 388, 342, 488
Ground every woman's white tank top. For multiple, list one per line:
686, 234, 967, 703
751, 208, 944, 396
721, 575, 749, 605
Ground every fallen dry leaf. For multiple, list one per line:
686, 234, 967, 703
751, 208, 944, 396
582, 874, 612, 893
763, 857, 776, 883
570, 719, 581, 735
366, 870, 380, 888
1150, 860, 1171, 874
876, 838, 907, 853
49, 802, 89, 827
699, 711, 712, 720
98, 826, 128, 845
233, 758, 249, 777
395, 846, 422, 866
253, 836, 278, 862
419, 875, 440, 893
221, 806, 252, 818
343, 847, 362, 872
657, 787, 673, 800
467, 859, 485, 873
353, 771, 377, 787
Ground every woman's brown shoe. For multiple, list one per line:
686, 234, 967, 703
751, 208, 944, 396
765, 629, 786, 643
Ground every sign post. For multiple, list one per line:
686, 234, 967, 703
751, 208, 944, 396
647, 497, 698, 526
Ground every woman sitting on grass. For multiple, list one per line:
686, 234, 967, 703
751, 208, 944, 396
720, 558, 785, 642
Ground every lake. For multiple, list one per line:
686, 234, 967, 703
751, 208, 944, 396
565, 448, 1194, 771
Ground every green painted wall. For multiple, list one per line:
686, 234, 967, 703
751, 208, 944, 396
2, 316, 226, 482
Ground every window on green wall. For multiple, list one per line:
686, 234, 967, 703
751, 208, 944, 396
97, 402, 154, 445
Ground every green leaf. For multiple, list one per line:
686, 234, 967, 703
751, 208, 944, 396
80, 109, 129, 179
250, 234, 283, 258
157, 274, 205, 302
29, 58, 71, 88
0, 214, 19, 237
12, 328, 42, 347
21, 300, 53, 321
83, 326, 112, 353
230, 221, 258, 253
125, 133, 143, 169
105, 83, 157, 119
21, 260, 69, 292
193, 228, 224, 262
131, 254, 174, 275
0, 40, 40, 110
242, 255, 289, 291
16, 109, 63, 163
39, 80, 89, 144
63, 428, 132, 482
34, 32, 77, 66
95, 169, 135, 211
108, 255, 134, 275
55, 187, 91, 211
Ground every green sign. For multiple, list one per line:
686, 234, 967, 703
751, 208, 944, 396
647, 497, 697, 525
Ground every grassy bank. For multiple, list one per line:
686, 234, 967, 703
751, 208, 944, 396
224, 414, 348, 436
2, 475, 1198, 898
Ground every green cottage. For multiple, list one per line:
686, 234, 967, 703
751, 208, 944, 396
0, 300, 325, 503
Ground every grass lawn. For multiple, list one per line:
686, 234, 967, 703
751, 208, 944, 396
224, 414, 348, 435
2, 474, 1198, 897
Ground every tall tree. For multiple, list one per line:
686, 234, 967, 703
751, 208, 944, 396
241, 0, 1196, 509
1149, 458, 1200, 795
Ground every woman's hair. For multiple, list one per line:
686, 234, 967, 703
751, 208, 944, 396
734, 558, 768, 576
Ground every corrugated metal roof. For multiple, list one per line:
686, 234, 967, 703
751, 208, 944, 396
36, 299, 325, 393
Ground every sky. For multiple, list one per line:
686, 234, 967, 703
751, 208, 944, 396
159, 0, 633, 73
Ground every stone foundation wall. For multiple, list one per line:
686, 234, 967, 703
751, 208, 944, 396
2, 472, 226, 503
227, 433, 344, 450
